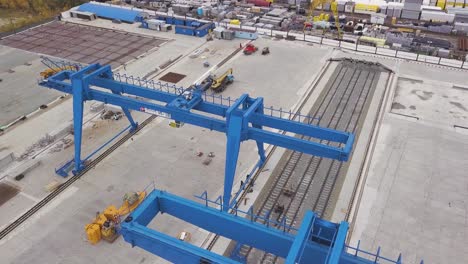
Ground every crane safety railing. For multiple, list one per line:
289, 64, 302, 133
215, 22, 468, 70
112, 72, 321, 124
345, 241, 425, 264
40, 57, 322, 127
194, 190, 346, 251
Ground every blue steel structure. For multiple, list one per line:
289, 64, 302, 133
38, 62, 423, 264
78, 3, 144, 23
121, 189, 416, 264
39, 62, 354, 212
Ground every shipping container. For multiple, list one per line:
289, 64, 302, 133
401, 9, 421, 19
229, 28, 258, 39
437, 48, 450, 58
175, 25, 195, 36
455, 23, 468, 33
404, 3, 423, 10
223, 30, 235, 40
173, 18, 186, 25
246, 0, 271, 7
436, 0, 447, 9
213, 27, 225, 39
345, 3, 355, 13
421, 10, 455, 21
371, 13, 387, 24
394, 8, 402, 17
355, 3, 380, 12
70, 10, 97, 20
191, 21, 202, 28
338, 4, 345, 12
195, 23, 212, 37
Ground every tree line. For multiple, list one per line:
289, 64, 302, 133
0, 0, 88, 32
0, 0, 87, 14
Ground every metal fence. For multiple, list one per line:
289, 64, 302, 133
113, 71, 321, 124
216, 22, 468, 70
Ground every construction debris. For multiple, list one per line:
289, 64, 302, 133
202, 158, 212, 165
44, 180, 61, 192
19, 134, 55, 160
100, 110, 123, 120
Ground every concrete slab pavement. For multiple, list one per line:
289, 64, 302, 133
0, 46, 63, 126
346, 51, 468, 263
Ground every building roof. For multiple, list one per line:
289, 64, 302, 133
78, 3, 141, 23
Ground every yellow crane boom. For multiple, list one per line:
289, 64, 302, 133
303, 0, 343, 38
210, 68, 234, 92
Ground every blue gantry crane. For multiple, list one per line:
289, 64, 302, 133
39, 62, 412, 264
39, 62, 354, 211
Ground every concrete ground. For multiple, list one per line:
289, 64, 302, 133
0, 17, 332, 264
1, 15, 468, 264
339, 50, 468, 263
0, 46, 64, 126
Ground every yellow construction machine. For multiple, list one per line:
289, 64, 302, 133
40, 66, 77, 79
304, 0, 343, 39
209, 68, 234, 93
85, 191, 146, 244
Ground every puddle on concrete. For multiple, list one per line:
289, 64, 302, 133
392, 102, 406, 110
450, 102, 467, 112
0, 182, 19, 206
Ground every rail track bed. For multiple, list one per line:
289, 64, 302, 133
237, 60, 386, 264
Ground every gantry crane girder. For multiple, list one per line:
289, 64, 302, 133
120, 189, 378, 264
40, 63, 354, 211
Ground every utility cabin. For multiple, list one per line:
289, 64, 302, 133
145, 14, 215, 37
228, 28, 259, 40
141, 19, 172, 32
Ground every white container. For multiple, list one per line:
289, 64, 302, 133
420, 10, 455, 22
421, 5, 442, 11
454, 21, 468, 32
371, 13, 387, 24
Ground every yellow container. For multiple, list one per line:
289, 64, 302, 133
446, 2, 455, 7
313, 16, 320, 22
355, 3, 379, 12
324, 14, 330, 21
230, 19, 241, 25
251, 7, 261, 12
103, 205, 118, 220
437, 0, 446, 8
85, 224, 101, 244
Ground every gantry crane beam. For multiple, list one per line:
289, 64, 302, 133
40, 63, 354, 211
121, 189, 376, 264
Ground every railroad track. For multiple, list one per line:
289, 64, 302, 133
232, 61, 383, 264
205, 58, 337, 253
0, 116, 156, 240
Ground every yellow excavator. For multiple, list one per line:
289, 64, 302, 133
208, 68, 234, 93
40, 65, 78, 79
303, 0, 343, 39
